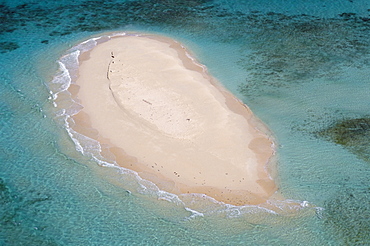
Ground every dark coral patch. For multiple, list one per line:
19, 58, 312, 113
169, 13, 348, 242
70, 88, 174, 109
237, 12, 370, 97
324, 188, 370, 245
0, 41, 19, 53
317, 117, 370, 162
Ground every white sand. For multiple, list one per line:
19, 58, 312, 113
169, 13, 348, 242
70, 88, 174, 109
72, 34, 277, 205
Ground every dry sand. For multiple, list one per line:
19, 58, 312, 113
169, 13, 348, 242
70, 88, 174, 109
72, 34, 277, 206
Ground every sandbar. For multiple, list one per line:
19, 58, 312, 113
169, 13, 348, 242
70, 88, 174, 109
72, 34, 277, 206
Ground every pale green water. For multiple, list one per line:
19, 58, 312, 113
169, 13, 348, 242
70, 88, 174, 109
1, 0, 370, 245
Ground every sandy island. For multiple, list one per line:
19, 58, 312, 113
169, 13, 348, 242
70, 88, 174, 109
70, 34, 277, 206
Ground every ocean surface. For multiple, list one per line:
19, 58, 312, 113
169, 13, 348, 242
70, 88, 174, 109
1, 0, 370, 245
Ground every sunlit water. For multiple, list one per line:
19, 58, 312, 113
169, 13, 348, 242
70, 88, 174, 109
1, 0, 370, 245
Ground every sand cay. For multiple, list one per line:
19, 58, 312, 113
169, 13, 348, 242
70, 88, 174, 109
72, 33, 277, 206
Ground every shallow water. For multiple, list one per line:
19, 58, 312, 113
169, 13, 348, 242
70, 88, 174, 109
1, 0, 370, 245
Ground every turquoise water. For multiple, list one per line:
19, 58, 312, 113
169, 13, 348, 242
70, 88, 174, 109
1, 0, 370, 245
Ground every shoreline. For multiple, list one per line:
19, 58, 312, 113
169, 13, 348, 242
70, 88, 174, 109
68, 33, 278, 206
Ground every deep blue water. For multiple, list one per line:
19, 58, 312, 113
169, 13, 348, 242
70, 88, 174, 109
1, 0, 370, 245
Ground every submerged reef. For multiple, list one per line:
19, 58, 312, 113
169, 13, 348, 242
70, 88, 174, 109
315, 118, 370, 244
317, 117, 370, 163
324, 188, 370, 245
0, 178, 13, 225
0, 178, 54, 244
1, 1, 369, 63
0, 1, 212, 37
0, 41, 19, 53
237, 12, 370, 97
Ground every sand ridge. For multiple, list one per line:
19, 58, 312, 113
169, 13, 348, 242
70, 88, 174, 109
72, 33, 277, 205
